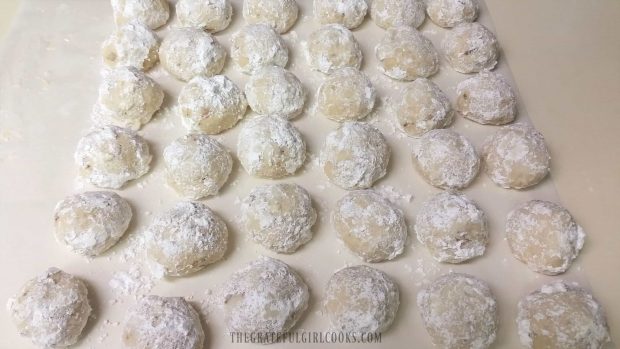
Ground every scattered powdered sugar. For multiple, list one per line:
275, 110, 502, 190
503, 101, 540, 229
108, 265, 155, 298
375, 184, 413, 205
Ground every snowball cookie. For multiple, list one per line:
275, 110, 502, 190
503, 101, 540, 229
413, 129, 480, 190
53, 191, 132, 257
93, 67, 164, 130
111, 0, 170, 29
394, 78, 453, 137
324, 265, 399, 333
375, 26, 439, 81
245, 66, 305, 120
176, 0, 232, 32
442, 22, 499, 74
506, 200, 585, 275
332, 190, 407, 262
370, 0, 426, 29
237, 115, 306, 178
426, 0, 479, 28
102, 21, 159, 71
75, 125, 151, 189
517, 281, 610, 349
482, 123, 550, 189
313, 0, 368, 29
316, 67, 376, 122
163, 134, 233, 199
178, 75, 247, 134
456, 72, 517, 125
415, 192, 487, 263
7, 268, 91, 348
243, 0, 299, 34
231, 24, 288, 75
144, 201, 228, 276
417, 273, 498, 349
241, 183, 317, 253
221, 257, 309, 340
122, 295, 204, 349
159, 28, 226, 81
305, 24, 363, 74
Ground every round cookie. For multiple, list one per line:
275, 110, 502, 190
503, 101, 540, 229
221, 257, 309, 341
482, 123, 550, 189
320, 122, 390, 190
417, 273, 498, 349
517, 281, 610, 349
316, 67, 376, 122
313, 0, 368, 29
111, 0, 170, 29
7, 268, 92, 348
305, 24, 363, 74
237, 115, 306, 178
75, 125, 151, 189
163, 134, 233, 199
102, 21, 159, 71
332, 190, 407, 262
93, 66, 164, 130
324, 265, 399, 333
426, 0, 479, 28
159, 28, 226, 81
442, 22, 499, 74
370, 0, 426, 29
241, 183, 316, 253
245, 66, 305, 119
415, 192, 487, 263
178, 75, 247, 134
456, 72, 517, 125
122, 295, 204, 349
375, 26, 439, 81
176, 0, 232, 32
394, 78, 453, 136
145, 201, 228, 277
54, 191, 132, 257
231, 24, 289, 75
506, 200, 585, 275
243, 0, 299, 34
413, 129, 480, 190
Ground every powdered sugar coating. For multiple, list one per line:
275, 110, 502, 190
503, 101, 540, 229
75, 125, 151, 189
122, 295, 204, 349
111, 0, 170, 29
417, 273, 498, 349
517, 281, 610, 349
394, 77, 453, 136
231, 24, 289, 75
241, 183, 316, 253
370, 0, 426, 29
144, 201, 228, 277
415, 192, 487, 263
54, 191, 132, 257
324, 265, 399, 333
442, 22, 499, 74
178, 75, 247, 134
7, 268, 92, 348
176, 0, 232, 32
102, 21, 159, 71
506, 200, 585, 275
456, 71, 517, 125
305, 24, 363, 74
243, 0, 299, 34
426, 0, 479, 28
221, 257, 309, 340
245, 66, 306, 120
313, 0, 368, 29
413, 129, 480, 190
375, 26, 439, 81
332, 190, 407, 262
320, 122, 390, 190
237, 115, 306, 178
482, 123, 550, 189
317, 67, 376, 122
163, 134, 233, 199
159, 28, 226, 81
